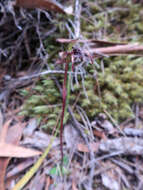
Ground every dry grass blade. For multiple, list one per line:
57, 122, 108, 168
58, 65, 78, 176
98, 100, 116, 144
11, 135, 56, 190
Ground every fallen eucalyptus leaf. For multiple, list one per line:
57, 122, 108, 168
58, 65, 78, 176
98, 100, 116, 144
0, 143, 41, 158
15, 0, 66, 14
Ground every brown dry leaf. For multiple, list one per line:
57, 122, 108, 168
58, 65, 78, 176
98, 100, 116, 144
77, 142, 99, 153
0, 120, 14, 190
0, 120, 25, 190
93, 129, 106, 139
15, 0, 66, 14
0, 120, 40, 190
0, 157, 9, 190
0, 143, 41, 158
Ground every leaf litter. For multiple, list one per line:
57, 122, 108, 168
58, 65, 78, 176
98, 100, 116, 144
1, 0, 143, 190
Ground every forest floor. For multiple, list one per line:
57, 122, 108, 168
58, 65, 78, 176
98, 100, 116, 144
1, 0, 143, 190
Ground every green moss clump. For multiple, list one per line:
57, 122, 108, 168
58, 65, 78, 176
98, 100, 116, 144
21, 55, 143, 124
21, 77, 61, 130
82, 1, 143, 42
75, 56, 143, 121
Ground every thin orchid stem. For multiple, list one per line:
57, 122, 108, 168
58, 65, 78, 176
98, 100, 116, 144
60, 61, 69, 166
60, 56, 72, 167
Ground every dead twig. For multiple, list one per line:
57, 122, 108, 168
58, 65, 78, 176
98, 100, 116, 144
90, 44, 143, 56
58, 43, 143, 57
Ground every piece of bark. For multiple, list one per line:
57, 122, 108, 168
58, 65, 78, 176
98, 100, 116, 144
99, 137, 143, 155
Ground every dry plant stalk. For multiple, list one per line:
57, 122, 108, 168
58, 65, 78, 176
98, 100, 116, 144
57, 39, 143, 57
90, 44, 143, 56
